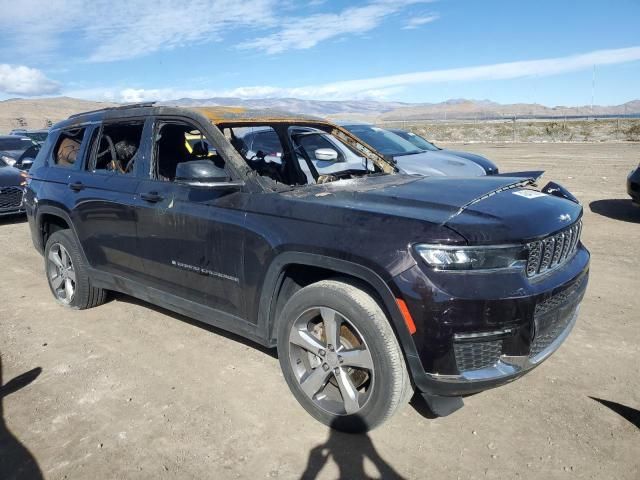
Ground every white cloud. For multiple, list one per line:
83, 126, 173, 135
0, 0, 279, 62
67, 46, 640, 102
0, 64, 60, 95
238, 0, 435, 54
0, 0, 435, 62
403, 14, 439, 29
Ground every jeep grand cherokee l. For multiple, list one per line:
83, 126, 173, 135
24, 105, 589, 432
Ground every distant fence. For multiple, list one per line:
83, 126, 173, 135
374, 118, 640, 143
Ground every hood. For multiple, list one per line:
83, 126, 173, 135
281, 174, 582, 244
394, 150, 487, 177
0, 163, 24, 187
443, 149, 499, 174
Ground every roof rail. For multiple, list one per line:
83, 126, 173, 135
68, 102, 156, 119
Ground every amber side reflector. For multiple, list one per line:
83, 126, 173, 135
396, 298, 416, 335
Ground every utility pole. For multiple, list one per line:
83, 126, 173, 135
591, 65, 596, 120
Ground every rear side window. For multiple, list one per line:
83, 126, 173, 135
52, 128, 86, 168
88, 122, 144, 175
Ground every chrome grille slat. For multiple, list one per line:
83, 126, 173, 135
0, 186, 24, 210
526, 221, 582, 278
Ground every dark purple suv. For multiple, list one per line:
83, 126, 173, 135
24, 105, 589, 431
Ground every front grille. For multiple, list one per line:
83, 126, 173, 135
454, 340, 503, 371
0, 186, 23, 210
526, 221, 582, 277
530, 274, 587, 356
530, 308, 575, 357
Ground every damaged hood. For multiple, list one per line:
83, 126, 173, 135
282, 173, 582, 244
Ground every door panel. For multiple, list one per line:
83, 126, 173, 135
69, 171, 142, 277
134, 178, 246, 317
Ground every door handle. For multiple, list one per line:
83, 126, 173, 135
69, 182, 85, 191
141, 191, 163, 203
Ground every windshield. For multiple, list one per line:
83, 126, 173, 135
343, 125, 422, 156
0, 137, 33, 151
392, 130, 440, 151
25, 132, 48, 143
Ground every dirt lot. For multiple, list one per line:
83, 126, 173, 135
1, 143, 639, 480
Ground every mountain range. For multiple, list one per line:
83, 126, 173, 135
1, 96, 639, 133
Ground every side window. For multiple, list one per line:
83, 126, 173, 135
52, 128, 86, 168
227, 126, 287, 183
88, 122, 144, 175
153, 122, 224, 182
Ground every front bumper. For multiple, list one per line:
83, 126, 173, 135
392, 245, 589, 396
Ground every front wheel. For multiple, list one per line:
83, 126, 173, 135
277, 279, 413, 432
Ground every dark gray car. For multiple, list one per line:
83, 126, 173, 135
0, 135, 40, 170
0, 156, 26, 216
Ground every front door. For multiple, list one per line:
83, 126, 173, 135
134, 118, 246, 318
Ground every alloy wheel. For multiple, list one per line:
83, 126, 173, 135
288, 307, 375, 416
47, 243, 76, 304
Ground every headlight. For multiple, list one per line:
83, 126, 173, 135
1, 155, 16, 166
415, 244, 527, 271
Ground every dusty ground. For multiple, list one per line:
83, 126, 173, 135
1, 143, 639, 480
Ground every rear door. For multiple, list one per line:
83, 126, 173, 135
133, 117, 247, 318
68, 118, 151, 279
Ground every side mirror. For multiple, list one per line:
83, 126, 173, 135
314, 148, 339, 162
175, 160, 240, 189
16, 158, 34, 171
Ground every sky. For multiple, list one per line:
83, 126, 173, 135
0, 0, 639, 106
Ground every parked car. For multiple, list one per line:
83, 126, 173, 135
10, 128, 49, 145
24, 105, 589, 432
0, 155, 26, 216
389, 128, 499, 175
340, 123, 488, 177
0, 135, 40, 171
628, 163, 640, 206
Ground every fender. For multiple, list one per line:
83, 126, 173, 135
34, 203, 90, 265
256, 251, 423, 374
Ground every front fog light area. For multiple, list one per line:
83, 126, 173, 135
415, 244, 527, 271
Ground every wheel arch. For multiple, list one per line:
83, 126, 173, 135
258, 252, 421, 367
36, 205, 88, 264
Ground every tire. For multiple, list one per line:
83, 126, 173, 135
277, 279, 413, 432
44, 229, 107, 310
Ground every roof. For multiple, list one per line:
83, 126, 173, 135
187, 106, 322, 124
59, 103, 325, 129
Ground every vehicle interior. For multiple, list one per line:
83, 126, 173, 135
91, 122, 144, 174
219, 122, 381, 187
154, 122, 224, 182
54, 128, 86, 167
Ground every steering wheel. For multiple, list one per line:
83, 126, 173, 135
96, 134, 122, 173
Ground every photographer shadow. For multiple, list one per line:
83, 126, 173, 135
0, 356, 43, 480
300, 416, 405, 480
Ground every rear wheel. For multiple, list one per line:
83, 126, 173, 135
277, 279, 412, 432
44, 230, 107, 309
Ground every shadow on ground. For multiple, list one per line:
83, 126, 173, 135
589, 199, 640, 223
112, 293, 278, 359
0, 214, 27, 227
590, 397, 640, 430
0, 356, 43, 480
301, 417, 405, 479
